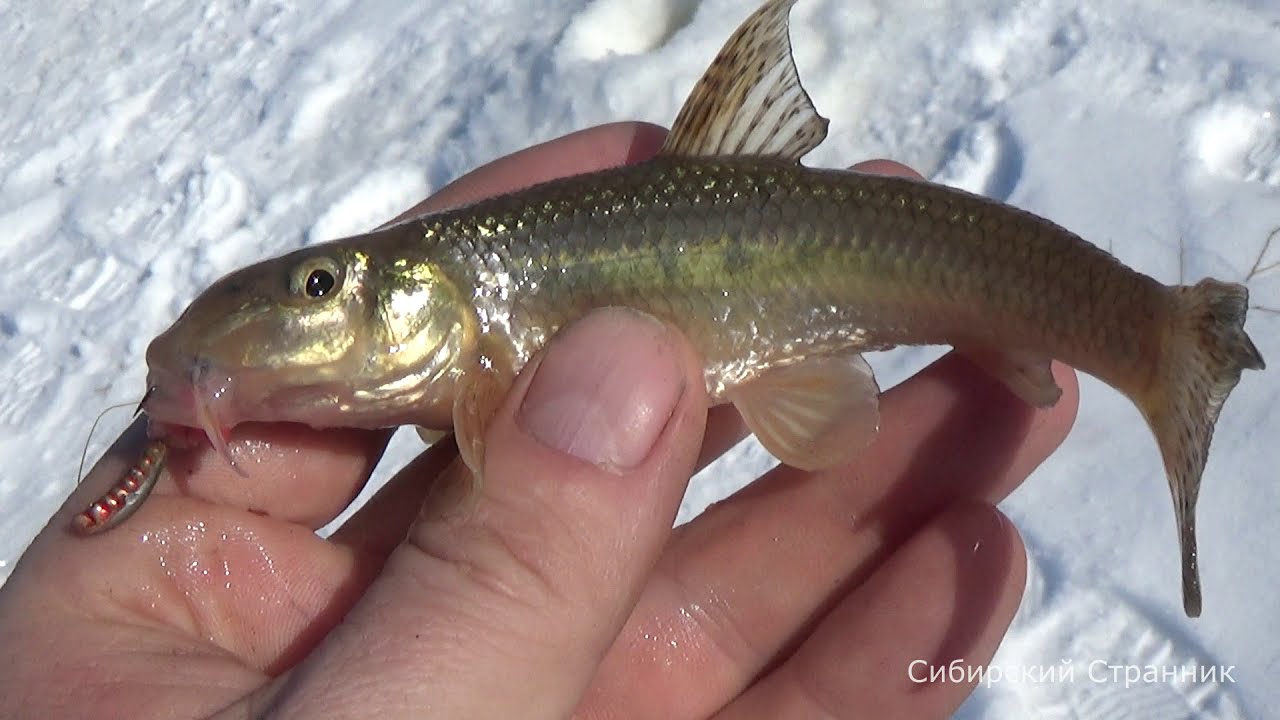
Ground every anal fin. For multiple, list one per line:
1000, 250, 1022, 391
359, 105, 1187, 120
956, 345, 1062, 408
727, 354, 880, 471
416, 426, 449, 445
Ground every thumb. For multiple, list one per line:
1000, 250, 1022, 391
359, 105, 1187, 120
244, 308, 708, 719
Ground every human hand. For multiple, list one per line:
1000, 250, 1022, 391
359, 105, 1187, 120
0, 122, 1078, 719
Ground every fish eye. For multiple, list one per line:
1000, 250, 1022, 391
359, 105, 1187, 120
306, 269, 335, 297
289, 257, 343, 301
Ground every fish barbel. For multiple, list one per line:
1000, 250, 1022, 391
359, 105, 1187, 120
103, 0, 1261, 616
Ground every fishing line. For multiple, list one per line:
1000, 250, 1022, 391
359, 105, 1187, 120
76, 396, 149, 485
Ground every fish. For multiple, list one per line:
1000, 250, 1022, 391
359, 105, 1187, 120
82, 0, 1263, 618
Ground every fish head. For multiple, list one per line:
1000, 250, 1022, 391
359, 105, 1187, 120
143, 231, 476, 461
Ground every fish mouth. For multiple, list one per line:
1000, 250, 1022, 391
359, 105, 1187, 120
142, 357, 246, 475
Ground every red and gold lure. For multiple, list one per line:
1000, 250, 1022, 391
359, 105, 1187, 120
73, 439, 167, 535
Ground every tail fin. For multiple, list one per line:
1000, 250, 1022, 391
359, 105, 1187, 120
1137, 278, 1265, 617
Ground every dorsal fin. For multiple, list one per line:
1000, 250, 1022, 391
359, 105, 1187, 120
660, 0, 828, 161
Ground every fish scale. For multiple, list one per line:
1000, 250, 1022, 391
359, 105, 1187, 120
402, 156, 1156, 398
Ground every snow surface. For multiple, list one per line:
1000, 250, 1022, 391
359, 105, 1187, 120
3, 0, 1278, 716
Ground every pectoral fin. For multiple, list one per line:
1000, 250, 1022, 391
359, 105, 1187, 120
956, 346, 1062, 408
452, 364, 511, 480
727, 354, 881, 471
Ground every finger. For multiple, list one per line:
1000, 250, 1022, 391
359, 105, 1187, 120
2, 433, 383, 718
383, 121, 670, 223
332, 405, 742, 557
849, 158, 923, 179
577, 353, 1078, 719
326, 436, 461, 554
239, 309, 709, 719
715, 503, 1026, 720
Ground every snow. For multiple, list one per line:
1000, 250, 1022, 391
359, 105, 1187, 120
2, 0, 1277, 716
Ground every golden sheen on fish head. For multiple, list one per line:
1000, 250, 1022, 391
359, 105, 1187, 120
143, 228, 477, 444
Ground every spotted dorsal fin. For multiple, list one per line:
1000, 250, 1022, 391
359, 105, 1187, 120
659, 0, 828, 161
